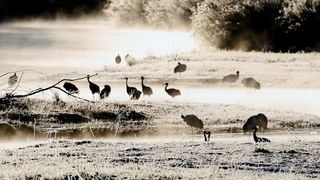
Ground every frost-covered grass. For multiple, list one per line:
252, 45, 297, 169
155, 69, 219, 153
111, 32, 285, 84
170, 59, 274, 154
0, 137, 319, 179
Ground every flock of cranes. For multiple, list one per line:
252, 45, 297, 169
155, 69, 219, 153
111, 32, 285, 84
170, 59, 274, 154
6, 58, 261, 101
60, 60, 260, 100
57, 61, 187, 100
5, 56, 266, 143
63, 62, 188, 100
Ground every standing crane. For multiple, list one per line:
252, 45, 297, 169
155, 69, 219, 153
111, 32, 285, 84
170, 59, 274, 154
141, 76, 153, 97
222, 71, 240, 83
87, 75, 100, 100
164, 83, 181, 98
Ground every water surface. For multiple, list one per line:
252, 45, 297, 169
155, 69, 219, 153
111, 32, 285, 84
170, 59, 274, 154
0, 19, 196, 70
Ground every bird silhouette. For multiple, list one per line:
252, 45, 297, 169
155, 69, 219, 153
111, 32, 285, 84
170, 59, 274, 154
125, 54, 136, 66
8, 73, 18, 87
115, 54, 121, 64
181, 114, 203, 135
87, 75, 100, 99
222, 71, 239, 83
174, 62, 187, 73
241, 77, 261, 90
181, 115, 211, 141
204, 131, 211, 142
243, 113, 268, 134
131, 89, 142, 100
63, 82, 79, 94
181, 115, 204, 129
252, 127, 271, 143
124, 77, 137, 98
141, 76, 153, 96
100, 85, 111, 99
164, 83, 181, 98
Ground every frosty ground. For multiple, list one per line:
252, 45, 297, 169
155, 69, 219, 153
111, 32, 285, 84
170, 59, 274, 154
0, 51, 320, 179
0, 136, 319, 179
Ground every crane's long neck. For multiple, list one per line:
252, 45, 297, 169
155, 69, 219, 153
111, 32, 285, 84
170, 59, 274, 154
165, 84, 168, 91
87, 77, 91, 84
141, 79, 144, 86
253, 128, 258, 142
126, 79, 129, 88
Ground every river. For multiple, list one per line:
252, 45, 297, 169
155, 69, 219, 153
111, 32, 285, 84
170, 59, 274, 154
0, 19, 196, 70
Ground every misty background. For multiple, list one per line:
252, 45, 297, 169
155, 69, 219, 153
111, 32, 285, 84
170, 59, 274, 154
1, 0, 320, 52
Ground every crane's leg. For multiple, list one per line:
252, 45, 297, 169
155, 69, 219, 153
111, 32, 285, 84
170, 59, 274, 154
204, 131, 207, 142
259, 127, 262, 134
191, 127, 194, 140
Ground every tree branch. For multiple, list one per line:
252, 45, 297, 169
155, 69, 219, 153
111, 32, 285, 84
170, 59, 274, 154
52, 86, 93, 103
0, 73, 98, 102
50, 73, 98, 88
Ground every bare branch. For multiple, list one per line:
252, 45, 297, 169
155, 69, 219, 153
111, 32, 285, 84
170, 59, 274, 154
50, 73, 98, 88
0, 73, 98, 102
52, 86, 93, 103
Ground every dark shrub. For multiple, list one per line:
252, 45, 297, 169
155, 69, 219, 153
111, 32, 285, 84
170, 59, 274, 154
191, 0, 320, 52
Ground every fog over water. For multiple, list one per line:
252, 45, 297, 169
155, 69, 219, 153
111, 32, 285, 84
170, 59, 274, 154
0, 20, 196, 70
